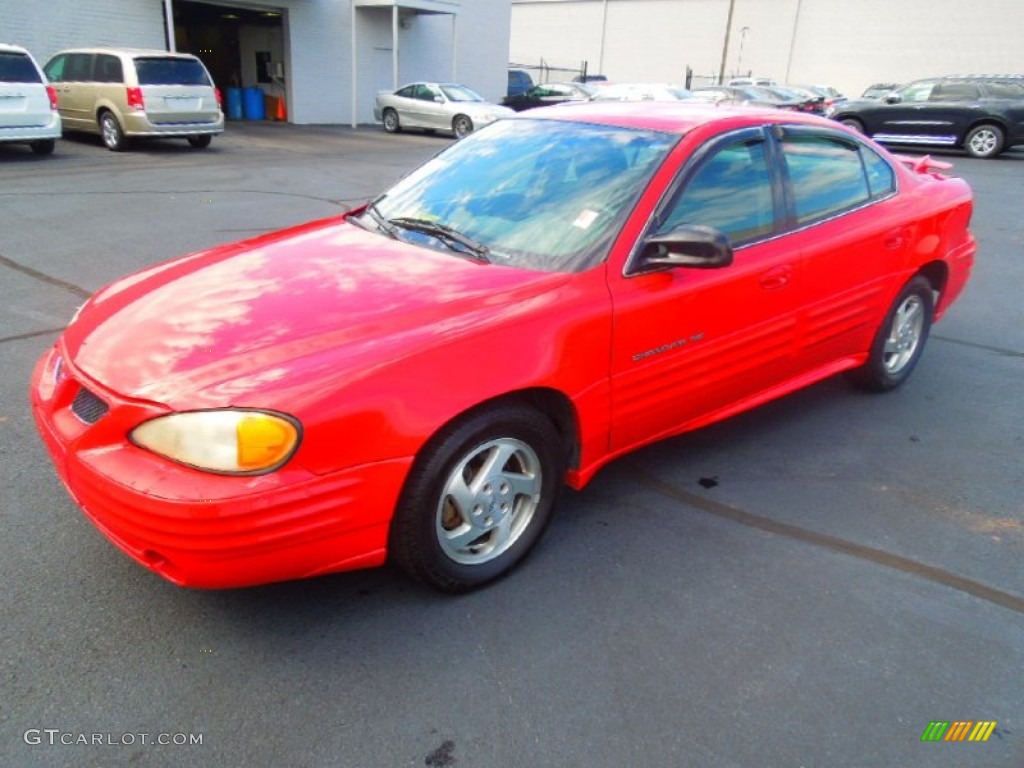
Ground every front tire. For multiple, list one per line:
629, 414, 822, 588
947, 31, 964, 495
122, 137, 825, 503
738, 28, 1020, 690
382, 108, 400, 134
390, 405, 565, 592
963, 123, 1004, 159
99, 111, 126, 151
850, 276, 934, 391
452, 114, 473, 139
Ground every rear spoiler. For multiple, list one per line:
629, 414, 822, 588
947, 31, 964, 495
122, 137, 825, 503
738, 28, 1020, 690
892, 154, 953, 175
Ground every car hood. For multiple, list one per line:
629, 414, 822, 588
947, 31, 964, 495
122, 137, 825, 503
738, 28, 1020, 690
456, 101, 515, 118
64, 217, 570, 408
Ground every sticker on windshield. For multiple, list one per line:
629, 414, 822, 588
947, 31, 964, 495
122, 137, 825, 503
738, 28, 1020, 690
573, 209, 600, 230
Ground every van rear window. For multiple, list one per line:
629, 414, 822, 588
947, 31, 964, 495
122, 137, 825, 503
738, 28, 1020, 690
135, 58, 211, 86
0, 52, 42, 84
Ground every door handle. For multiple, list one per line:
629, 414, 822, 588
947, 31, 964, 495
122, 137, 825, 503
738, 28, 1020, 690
759, 265, 792, 291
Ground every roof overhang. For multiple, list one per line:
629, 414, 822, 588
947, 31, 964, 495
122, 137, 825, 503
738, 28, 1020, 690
353, 0, 460, 14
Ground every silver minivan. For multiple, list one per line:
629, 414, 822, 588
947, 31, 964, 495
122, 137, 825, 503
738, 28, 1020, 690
0, 43, 62, 155
43, 47, 224, 151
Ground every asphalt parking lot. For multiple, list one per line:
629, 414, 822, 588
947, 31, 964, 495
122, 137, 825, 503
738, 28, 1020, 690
1, 123, 1022, 768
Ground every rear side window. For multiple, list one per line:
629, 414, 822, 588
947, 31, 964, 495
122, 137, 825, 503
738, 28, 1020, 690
0, 52, 42, 84
134, 58, 211, 86
930, 82, 981, 101
94, 54, 124, 84
65, 54, 94, 82
985, 82, 1024, 99
782, 134, 870, 225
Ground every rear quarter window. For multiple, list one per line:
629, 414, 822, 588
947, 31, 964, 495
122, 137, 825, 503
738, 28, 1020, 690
0, 52, 42, 84
134, 58, 211, 86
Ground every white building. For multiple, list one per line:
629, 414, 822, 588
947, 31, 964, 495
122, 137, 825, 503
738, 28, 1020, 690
510, 0, 1023, 98
2, 0, 511, 125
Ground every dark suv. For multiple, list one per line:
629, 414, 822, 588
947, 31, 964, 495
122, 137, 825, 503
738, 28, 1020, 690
829, 76, 1024, 158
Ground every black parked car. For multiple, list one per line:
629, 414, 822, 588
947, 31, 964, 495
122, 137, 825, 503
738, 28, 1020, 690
829, 76, 1024, 158
502, 82, 596, 111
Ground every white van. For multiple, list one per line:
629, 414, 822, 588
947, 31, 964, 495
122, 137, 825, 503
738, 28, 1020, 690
0, 43, 62, 155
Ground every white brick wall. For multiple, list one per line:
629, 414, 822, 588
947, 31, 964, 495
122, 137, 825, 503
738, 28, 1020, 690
510, 0, 1024, 97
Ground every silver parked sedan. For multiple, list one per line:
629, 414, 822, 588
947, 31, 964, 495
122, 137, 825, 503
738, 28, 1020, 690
374, 82, 514, 139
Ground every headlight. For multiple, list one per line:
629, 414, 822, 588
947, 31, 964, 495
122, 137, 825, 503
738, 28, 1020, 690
130, 410, 301, 474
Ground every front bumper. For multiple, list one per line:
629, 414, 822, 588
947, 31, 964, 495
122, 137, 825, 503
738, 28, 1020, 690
30, 344, 411, 589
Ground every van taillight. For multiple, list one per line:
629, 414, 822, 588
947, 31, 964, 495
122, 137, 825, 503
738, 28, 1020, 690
126, 87, 145, 111
215, 87, 222, 107
45, 85, 58, 111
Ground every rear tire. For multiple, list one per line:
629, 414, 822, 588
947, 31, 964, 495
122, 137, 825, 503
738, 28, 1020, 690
382, 108, 400, 134
30, 139, 56, 155
99, 111, 126, 151
840, 118, 865, 134
849, 276, 934, 392
187, 135, 212, 148
963, 123, 1004, 159
390, 404, 565, 592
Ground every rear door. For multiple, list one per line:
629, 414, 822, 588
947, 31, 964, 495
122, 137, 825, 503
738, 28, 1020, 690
134, 56, 219, 125
776, 127, 907, 368
0, 50, 50, 130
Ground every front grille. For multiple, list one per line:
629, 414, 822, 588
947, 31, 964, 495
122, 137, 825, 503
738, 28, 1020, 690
71, 386, 109, 424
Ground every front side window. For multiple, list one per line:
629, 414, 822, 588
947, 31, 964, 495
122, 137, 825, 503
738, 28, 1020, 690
657, 138, 775, 245
43, 54, 66, 82
782, 134, 871, 225
366, 118, 677, 273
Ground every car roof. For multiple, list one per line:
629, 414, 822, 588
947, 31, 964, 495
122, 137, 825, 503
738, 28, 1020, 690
49, 47, 201, 59
0, 43, 32, 55
513, 100, 828, 135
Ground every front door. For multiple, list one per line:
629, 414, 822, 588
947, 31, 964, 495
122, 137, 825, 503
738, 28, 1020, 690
609, 129, 801, 452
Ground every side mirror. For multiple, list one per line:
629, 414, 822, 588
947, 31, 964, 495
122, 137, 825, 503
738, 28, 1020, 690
638, 224, 733, 271
884, 92, 902, 104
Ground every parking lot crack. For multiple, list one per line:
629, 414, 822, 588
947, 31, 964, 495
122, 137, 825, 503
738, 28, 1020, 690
0, 253, 90, 299
621, 461, 1024, 615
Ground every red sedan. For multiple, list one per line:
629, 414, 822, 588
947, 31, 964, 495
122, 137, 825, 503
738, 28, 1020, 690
31, 103, 975, 592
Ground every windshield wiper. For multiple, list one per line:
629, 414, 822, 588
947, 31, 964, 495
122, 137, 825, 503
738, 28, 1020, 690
387, 217, 491, 262
363, 201, 400, 240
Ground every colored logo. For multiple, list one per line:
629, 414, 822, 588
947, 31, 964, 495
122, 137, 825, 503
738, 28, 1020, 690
921, 721, 997, 742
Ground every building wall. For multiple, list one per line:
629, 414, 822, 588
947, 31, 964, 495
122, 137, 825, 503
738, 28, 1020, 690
510, 0, 1024, 96
0, 0, 510, 125
1, 0, 165, 63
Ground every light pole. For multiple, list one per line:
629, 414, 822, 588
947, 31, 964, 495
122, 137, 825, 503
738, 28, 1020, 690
736, 26, 750, 77
717, 0, 736, 85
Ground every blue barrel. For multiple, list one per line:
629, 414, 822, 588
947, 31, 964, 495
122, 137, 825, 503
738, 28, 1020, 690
226, 87, 243, 120
242, 87, 265, 120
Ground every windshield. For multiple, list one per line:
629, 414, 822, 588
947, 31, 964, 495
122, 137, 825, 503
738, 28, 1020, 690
368, 118, 677, 273
440, 84, 484, 102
